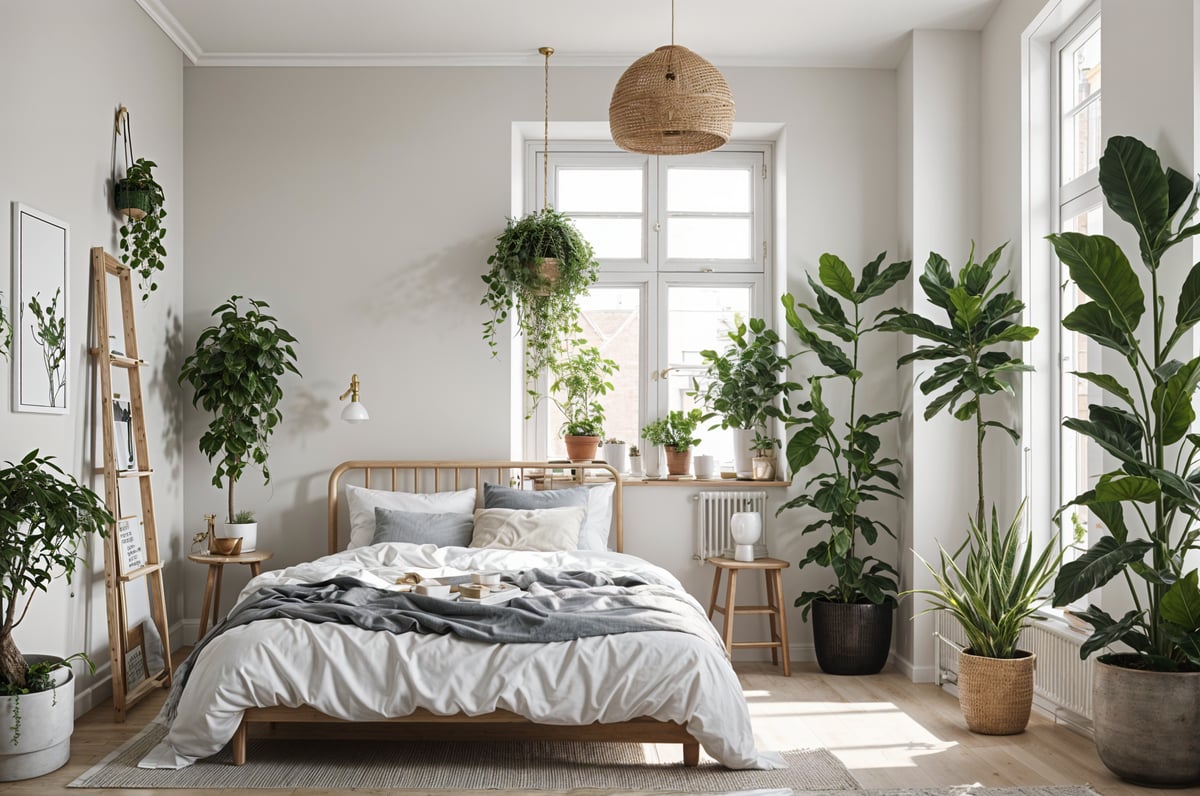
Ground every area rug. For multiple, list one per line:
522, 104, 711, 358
816, 790, 1102, 796
69, 720, 859, 790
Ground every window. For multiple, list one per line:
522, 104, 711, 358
526, 143, 773, 465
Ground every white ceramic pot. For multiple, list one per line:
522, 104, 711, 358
643, 445, 665, 478
628, 455, 644, 477
733, 428, 756, 479
603, 442, 627, 474
0, 655, 75, 781
220, 521, 257, 553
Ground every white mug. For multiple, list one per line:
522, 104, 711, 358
694, 454, 715, 479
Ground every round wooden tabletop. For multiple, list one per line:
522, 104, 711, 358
707, 556, 790, 570
188, 550, 273, 565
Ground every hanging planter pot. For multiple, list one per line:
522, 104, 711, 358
113, 108, 168, 302
114, 181, 156, 221
527, 257, 561, 297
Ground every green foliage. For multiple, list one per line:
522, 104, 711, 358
178, 296, 300, 524
550, 344, 617, 438
879, 243, 1037, 527
751, 431, 780, 453
116, 158, 167, 302
690, 318, 799, 432
641, 409, 704, 451
908, 504, 1063, 658
481, 208, 600, 413
780, 252, 911, 612
27, 288, 66, 407
0, 289, 11, 362
0, 453, 112, 688
232, 510, 256, 524
1047, 136, 1200, 668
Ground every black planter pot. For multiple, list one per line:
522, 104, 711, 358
114, 182, 155, 221
811, 600, 894, 676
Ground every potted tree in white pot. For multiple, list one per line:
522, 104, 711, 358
179, 296, 301, 552
0, 451, 111, 780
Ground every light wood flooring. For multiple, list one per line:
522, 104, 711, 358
15, 660, 1200, 795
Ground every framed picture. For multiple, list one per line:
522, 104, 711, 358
116, 516, 145, 573
112, 396, 136, 470
11, 203, 69, 414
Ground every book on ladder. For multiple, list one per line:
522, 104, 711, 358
90, 247, 173, 721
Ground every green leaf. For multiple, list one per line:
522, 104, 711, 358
1053, 536, 1154, 606
1062, 301, 1135, 357
1094, 475, 1160, 503
819, 253, 857, 301
1175, 261, 1200, 329
1048, 232, 1145, 332
1073, 371, 1134, 407
1099, 135, 1171, 266
1155, 356, 1200, 445
1161, 570, 1200, 631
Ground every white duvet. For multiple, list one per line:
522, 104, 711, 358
140, 543, 784, 770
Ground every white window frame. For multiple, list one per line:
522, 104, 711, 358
522, 140, 774, 460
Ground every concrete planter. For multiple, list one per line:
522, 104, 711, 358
0, 655, 75, 782
1092, 654, 1200, 787
958, 649, 1034, 735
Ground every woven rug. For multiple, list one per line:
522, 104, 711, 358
830, 790, 1101, 796
69, 720, 858, 790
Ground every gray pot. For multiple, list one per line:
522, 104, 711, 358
1092, 654, 1200, 787
0, 655, 75, 781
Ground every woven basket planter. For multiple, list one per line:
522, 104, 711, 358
811, 600, 893, 676
527, 258, 560, 297
957, 649, 1034, 735
114, 182, 155, 221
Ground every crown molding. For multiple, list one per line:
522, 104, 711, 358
134, 0, 201, 64
190, 51, 848, 68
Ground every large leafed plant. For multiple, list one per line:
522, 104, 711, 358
691, 318, 798, 434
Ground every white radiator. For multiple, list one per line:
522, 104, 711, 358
934, 609, 1094, 726
694, 491, 768, 563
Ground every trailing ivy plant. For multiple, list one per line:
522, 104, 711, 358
116, 158, 167, 301
780, 252, 911, 613
690, 317, 799, 434
179, 296, 300, 525
550, 343, 617, 438
28, 288, 66, 408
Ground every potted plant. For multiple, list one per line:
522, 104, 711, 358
0, 451, 111, 780
881, 242, 1040, 728
114, 158, 167, 302
179, 296, 301, 552
692, 318, 798, 479
780, 252, 910, 675
550, 344, 617, 462
627, 445, 643, 477
1046, 136, 1200, 786
642, 409, 703, 476
481, 208, 600, 414
603, 438, 627, 474
750, 432, 780, 481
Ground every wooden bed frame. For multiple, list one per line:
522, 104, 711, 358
232, 460, 700, 766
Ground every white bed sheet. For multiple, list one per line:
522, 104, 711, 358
140, 543, 784, 770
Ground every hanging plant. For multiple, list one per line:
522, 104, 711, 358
116, 158, 167, 302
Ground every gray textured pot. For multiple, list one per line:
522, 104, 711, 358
0, 655, 75, 782
1093, 654, 1200, 787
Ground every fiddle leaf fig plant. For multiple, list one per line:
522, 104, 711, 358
691, 317, 799, 433
179, 296, 301, 525
116, 158, 167, 302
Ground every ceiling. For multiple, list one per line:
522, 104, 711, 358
139, 0, 1001, 69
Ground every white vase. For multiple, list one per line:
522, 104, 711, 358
220, 522, 257, 553
0, 655, 74, 781
603, 442, 627, 474
730, 512, 763, 562
643, 445, 664, 478
733, 428, 757, 479
628, 455, 644, 477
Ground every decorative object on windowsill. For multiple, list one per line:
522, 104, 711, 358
692, 453, 715, 480
602, 438, 627, 474
113, 107, 167, 302
1043, 136, 1200, 787
627, 445, 644, 477
691, 318, 798, 479
338, 373, 369, 423
643, 409, 702, 476
179, 296, 300, 551
0, 451, 110, 780
882, 242, 1044, 728
780, 252, 912, 676
609, 0, 734, 155
729, 512, 762, 562
750, 432, 779, 481
481, 47, 601, 416
551, 345, 618, 462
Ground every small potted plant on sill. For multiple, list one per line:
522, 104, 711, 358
643, 409, 703, 476
179, 296, 301, 553
550, 344, 617, 462
750, 432, 780, 481
0, 451, 111, 780
482, 208, 600, 414
114, 158, 167, 302
627, 445, 643, 477
603, 438, 627, 474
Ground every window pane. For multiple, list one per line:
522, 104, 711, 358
1063, 98, 1102, 185
547, 287, 641, 461
557, 169, 643, 213
667, 217, 752, 260
569, 217, 642, 260
667, 168, 752, 213
1060, 22, 1101, 185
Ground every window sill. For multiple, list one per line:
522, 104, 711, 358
622, 478, 790, 487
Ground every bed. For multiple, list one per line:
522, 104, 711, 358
140, 461, 782, 771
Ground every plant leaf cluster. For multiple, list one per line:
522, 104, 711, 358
1047, 135, 1200, 669
780, 252, 910, 612
117, 158, 168, 302
550, 343, 617, 438
0, 451, 112, 689
641, 409, 704, 451
28, 288, 66, 408
179, 296, 300, 525
690, 317, 799, 432
0, 289, 11, 362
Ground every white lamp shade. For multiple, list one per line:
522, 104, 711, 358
340, 401, 369, 423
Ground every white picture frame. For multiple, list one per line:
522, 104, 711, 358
12, 203, 69, 414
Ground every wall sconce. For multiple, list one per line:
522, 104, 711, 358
339, 373, 369, 423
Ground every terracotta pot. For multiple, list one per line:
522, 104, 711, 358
563, 435, 600, 462
958, 649, 1034, 735
665, 446, 692, 476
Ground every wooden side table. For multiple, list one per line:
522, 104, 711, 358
706, 556, 791, 676
188, 550, 273, 638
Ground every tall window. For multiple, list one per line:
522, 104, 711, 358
1054, 6, 1101, 548
527, 143, 772, 465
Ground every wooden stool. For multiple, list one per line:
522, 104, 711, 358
188, 550, 273, 637
706, 556, 791, 676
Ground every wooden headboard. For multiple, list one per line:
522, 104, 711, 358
327, 460, 623, 555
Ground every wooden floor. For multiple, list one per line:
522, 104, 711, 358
16, 660, 1200, 795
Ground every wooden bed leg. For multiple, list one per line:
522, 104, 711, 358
232, 719, 248, 766
682, 741, 700, 767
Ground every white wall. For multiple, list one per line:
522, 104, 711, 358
0, 0, 184, 713
182, 64, 900, 657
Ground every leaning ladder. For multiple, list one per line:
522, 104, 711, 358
90, 247, 172, 720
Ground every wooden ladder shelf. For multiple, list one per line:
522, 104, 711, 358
90, 247, 173, 721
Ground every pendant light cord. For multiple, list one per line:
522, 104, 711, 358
540, 46, 554, 211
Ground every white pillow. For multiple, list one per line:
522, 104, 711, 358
579, 482, 615, 551
469, 507, 585, 552
344, 484, 477, 549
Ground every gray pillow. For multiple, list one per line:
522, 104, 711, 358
372, 508, 474, 547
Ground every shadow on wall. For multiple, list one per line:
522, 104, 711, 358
286, 384, 332, 438
275, 472, 329, 568
152, 306, 185, 479
358, 235, 493, 326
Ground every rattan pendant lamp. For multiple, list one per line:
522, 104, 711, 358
609, 0, 734, 155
